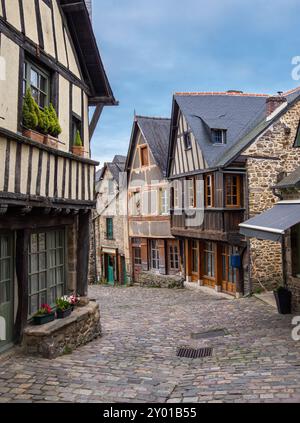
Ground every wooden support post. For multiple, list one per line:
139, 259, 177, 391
14, 229, 30, 344
185, 239, 191, 282
76, 211, 91, 297
215, 243, 223, 292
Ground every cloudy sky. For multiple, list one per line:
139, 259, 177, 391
91, 0, 300, 167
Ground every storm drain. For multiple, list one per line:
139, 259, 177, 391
177, 347, 213, 359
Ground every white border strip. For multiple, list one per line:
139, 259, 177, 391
239, 223, 285, 234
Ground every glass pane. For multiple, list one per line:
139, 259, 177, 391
58, 231, 64, 248
1, 237, 9, 257
39, 233, 46, 251
30, 254, 38, 274
57, 284, 63, 299
0, 281, 9, 303
0, 259, 10, 281
30, 69, 38, 87
40, 75, 47, 92
30, 295, 38, 315
48, 232, 56, 249
40, 291, 47, 307
56, 249, 63, 266
56, 267, 64, 284
49, 287, 56, 305
39, 92, 46, 108
31, 87, 39, 104
30, 234, 38, 253
39, 253, 46, 271
49, 250, 56, 267
48, 269, 56, 287
39, 272, 46, 290
30, 274, 38, 294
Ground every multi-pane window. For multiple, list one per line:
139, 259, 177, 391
131, 191, 141, 216
0, 235, 12, 306
159, 188, 169, 215
133, 248, 142, 265
140, 146, 149, 167
204, 242, 215, 278
222, 245, 238, 284
205, 174, 214, 208
187, 178, 195, 209
106, 218, 114, 240
28, 230, 65, 317
150, 240, 160, 270
168, 241, 179, 271
192, 240, 198, 274
173, 181, 180, 209
23, 60, 49, 109
71, 116, 82, 149
225, 175, 241, 207
183, 132, 192, 150
212, 129, 227, 145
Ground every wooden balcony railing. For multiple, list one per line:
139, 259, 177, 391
0, 128, 97, 209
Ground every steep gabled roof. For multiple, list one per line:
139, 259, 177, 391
274, 166, 300, 189
168, 87, 300, 174
126, 116, 171, 175
96, 155, 126, 192
59, 0, 116, 105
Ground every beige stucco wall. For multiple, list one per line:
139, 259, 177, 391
0, 35, 19, 132
23, 0, 39, 45
58, 75, 70, 150
244, 100, 300, 290
5, 0, 22, 32
40, 0, 56, 58
52, 0, 68, 67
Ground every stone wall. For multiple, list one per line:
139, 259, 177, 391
244, 99, 300, 291
22, 302, 101, 359
137, 271, 184, 289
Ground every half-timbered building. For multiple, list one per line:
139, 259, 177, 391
167, 90, 300, 297
0, 0, 116, 352
126, 115, 183, 286
94, 155, 130, 286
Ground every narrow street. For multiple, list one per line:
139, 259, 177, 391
0, 286, 300, 403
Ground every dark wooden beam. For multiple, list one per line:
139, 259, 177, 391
76, 210, 91, 296
14, 229, 30, 344
89, 104, 104, 141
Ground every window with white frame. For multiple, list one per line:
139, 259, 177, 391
150, 240, 160, 270
187, 178, 195, 209
159, 188, 169, 215
211, 129, 227, 145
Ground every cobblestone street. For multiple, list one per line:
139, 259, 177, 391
0, 286, 300, 403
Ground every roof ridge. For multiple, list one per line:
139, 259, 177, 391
175, 91, 269, 97
282, 86, 300, 96
136, 115, 171, 121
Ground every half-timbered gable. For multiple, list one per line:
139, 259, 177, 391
0, 0, 116, 353
126, 116, 182, 284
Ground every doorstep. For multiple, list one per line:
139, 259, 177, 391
254, 291, 277, 309
184, 281, 235, 300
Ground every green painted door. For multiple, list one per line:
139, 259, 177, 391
122, 257, 127, 286
107, 255, 115, 285
0, 234, 14, 352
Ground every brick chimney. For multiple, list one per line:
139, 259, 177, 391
266, 93, 287, 116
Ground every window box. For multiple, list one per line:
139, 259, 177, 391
23, 128, 45, 144
72, 145, 85, 157
44, 134, 59, 149
56, 307, 72, 319
33, 312, 55, 326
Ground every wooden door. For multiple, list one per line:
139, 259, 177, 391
202, 241, 216, 288
221, 245, 237, 294
0, 234, 14, 352
191, 240, 199, 282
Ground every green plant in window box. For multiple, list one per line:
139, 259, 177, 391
56, 296, 72, 319
44, 103, 62, 148
22, 87, 44, 144
33, 304, 55, 326
72, 130, 85, 157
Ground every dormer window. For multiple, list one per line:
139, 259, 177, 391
212, 129, 227, 145
183, 132, 192, 150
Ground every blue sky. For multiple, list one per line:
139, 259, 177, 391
91, 0, 300, 167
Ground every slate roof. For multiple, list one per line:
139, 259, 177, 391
96, 155, 126, 191
274, 167, 300, 189
172, 87, 300, 170
136, 116, 171, 174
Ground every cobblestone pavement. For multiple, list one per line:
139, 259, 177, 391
0, 286, 300, 403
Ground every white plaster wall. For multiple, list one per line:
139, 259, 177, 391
72, 84, 82, 117
23, 0, 39, 45
5, 0, 22, 32
40, 0, 56, 58
58, 75, 70, 150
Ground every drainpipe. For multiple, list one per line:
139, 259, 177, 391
281, 234, 288, 288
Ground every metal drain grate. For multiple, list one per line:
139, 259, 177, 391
177, 347, 213, 359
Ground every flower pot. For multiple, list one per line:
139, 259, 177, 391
22, 129, 45, 144
33, 312, 55, 326
44, 134, 59, 149
274, 288, 292, 315
56, 308, 72, 319
72, 145, 85, 157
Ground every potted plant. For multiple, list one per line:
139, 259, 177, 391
69, 294, 80, 311
22, 87, 44, 144
56, 296, 72, 319
44, 103, 62, 148
72, 130, 85, 157
33, 304, 55, 326
274, 286, 292, 314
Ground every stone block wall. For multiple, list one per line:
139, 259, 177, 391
137, 271, 184, 289
22, 302, 101, 359
244, 100, 300, 291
